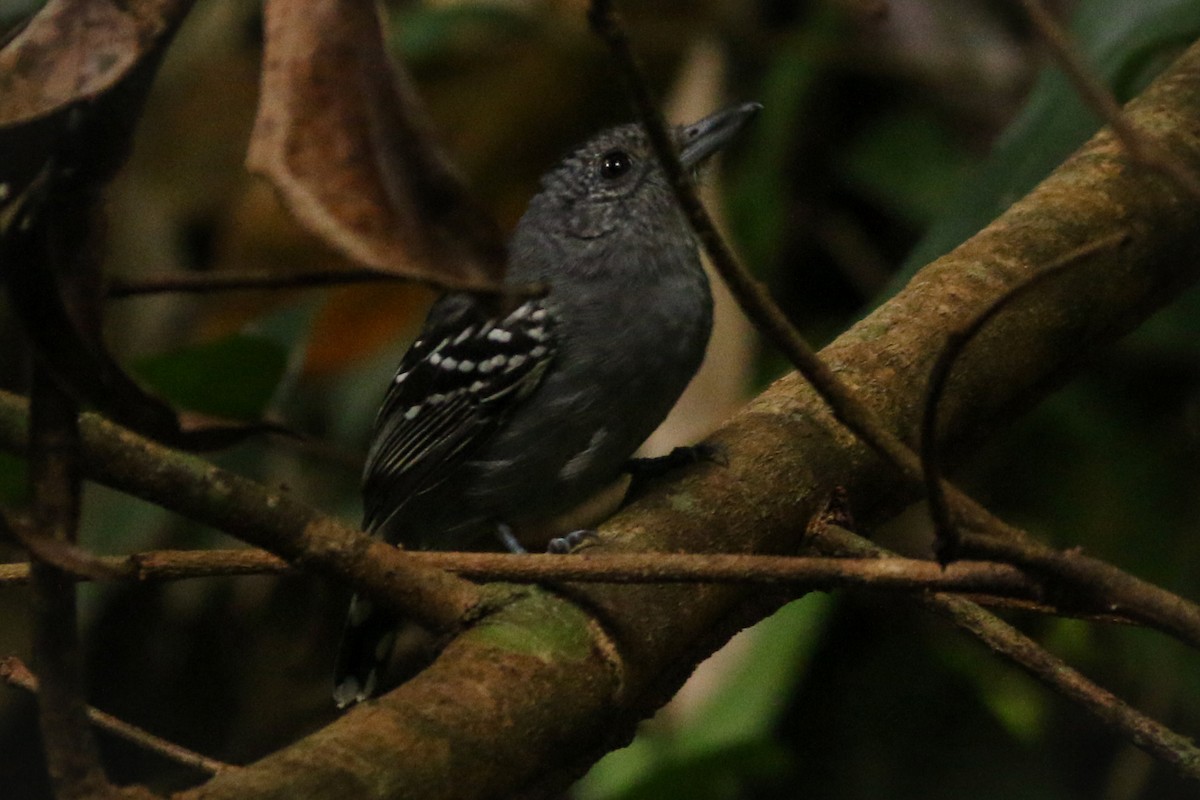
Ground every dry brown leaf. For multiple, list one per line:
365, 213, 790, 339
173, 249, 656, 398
248, 0, 506, 292
0, 0, 187, 126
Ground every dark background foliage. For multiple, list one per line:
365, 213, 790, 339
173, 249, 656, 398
2, 0, 1199, 798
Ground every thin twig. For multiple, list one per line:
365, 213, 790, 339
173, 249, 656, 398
809, 524, 1200, 783
588, 0, 927, 487
109, 267, 482, 297
589, 2, 1200, 672
4, 509, 128, 581
930, 595, 1200, 781
920, 233, 1129, 561
107, 267, 404, 296
0, 388, 486, 633
27, 369, 111, 798
586, 0, 1040, 556
959, 533, 1200, 651
0, 548, 292, 583
1019, 0, 1200, 203
0, 656, 237, 776
0, 545, 1191, 639
0, 547, 1037, 591
108, 269, 548, 299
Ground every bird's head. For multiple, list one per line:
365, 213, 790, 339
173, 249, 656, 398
518, 102, 761, 245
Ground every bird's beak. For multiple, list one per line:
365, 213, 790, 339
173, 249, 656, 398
677, 102, 762, 169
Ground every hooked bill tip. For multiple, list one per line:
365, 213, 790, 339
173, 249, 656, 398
678, 102, 762, 168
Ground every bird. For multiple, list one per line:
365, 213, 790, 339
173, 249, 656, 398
333, 102, 761, 706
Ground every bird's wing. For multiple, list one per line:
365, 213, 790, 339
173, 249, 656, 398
361, 295, 557, 534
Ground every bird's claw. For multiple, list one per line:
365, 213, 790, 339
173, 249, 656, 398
547, 529, 597, 554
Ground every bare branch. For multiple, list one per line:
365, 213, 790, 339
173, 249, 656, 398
3, 544, 1196, 644
1, 656, 237, 777
107, 267, 412, 297
920, 233, 1129, 561
933, 595, 1200, 778
958, 533, 1200, 651
588, 0, 925, 482
26, 370, 112, 798
108, 268, 544, 299
809, 525, 1200, 783
0, 390, 487, 634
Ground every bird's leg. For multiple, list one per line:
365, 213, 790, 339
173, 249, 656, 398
494, 521, 527, 554
624, 443, 726, 499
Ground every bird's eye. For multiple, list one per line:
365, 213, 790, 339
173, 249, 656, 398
599, 150, 633, 180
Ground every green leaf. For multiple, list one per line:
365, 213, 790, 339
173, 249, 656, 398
388, 4, 533, 62
841, 110, 974, 227
578, 595, 831, 800
0, 451, 27, 507
677, 594, 831, 754
131, 334, 289, 421
897, 0, 1200, 279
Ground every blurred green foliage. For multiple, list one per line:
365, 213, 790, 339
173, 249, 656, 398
131, 333, 289, 421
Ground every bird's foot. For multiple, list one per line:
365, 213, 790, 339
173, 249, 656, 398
547, 529, 597, 554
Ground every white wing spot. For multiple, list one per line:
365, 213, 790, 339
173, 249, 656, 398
530, 308, 547, 322
430, 353, 442, 366
458, 360, 475, 372
469, 380, 485, 392
441, 357, 459, 371
404, 405, 421, 420
487, 328, 513, 343
528, 327, 546, 341
453, 326, 474, 345
530, 345, 547, 359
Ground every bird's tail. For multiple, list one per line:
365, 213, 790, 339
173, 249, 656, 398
332, 593, 397, 707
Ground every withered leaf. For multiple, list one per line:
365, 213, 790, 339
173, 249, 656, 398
248, 0, 506, 292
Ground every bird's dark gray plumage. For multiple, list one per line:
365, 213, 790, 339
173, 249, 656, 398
333, 103, 760, 706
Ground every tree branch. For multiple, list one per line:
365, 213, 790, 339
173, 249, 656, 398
931, 595, 1200, 775
106, 267, 411, 297
806, 524, 1200, 782
26, 368, 113, 799
1, 656, 237, 777
106, 267, 544, 298
0, 391, 487, 635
